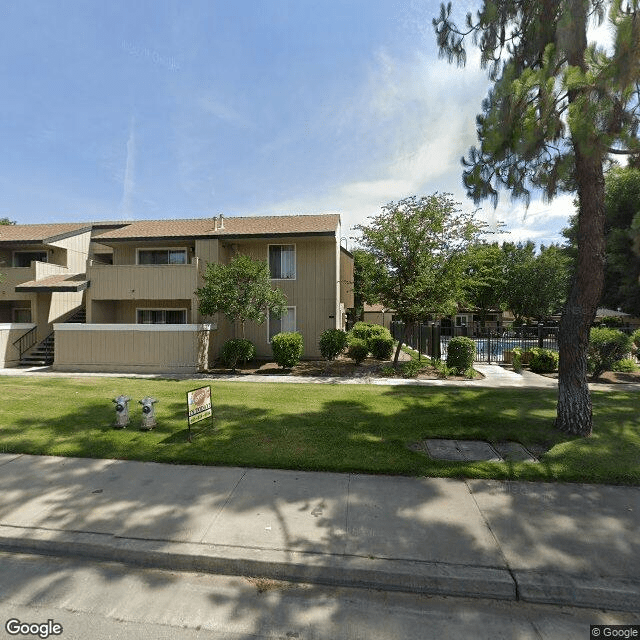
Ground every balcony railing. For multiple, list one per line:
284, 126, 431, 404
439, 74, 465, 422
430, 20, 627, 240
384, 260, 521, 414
87, 262, 199, 300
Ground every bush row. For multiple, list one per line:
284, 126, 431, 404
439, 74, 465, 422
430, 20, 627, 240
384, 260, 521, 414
509, 327, 639, 376
218, 325, 639, 374
217, 322, 397, 371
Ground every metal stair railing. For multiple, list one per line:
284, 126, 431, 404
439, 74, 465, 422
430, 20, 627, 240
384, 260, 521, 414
12, 326, 38, 360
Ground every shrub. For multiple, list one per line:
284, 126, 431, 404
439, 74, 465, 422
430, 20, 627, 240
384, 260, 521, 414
401, 359, 426, 378
271, 332, 304, 369
512, 347, 523, 374
528, 347, 559, 373
588, 327, 633, 380
350, 322, 390, 342
220, 338, 256, 370
319, 329, 348, 361
347, 338, 369, 365
612, 358, 638, 373
368, 335, 394, 360
599, 315, 624, 328
446, 336, 475, 374
631, 328, 640, 353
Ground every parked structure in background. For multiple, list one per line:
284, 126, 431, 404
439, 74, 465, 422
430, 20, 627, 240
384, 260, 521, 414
362, 304, 393, 331
0, 214, 354, 373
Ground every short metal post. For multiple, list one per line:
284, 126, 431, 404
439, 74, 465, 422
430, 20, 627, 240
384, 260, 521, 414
538, 324, 544, 349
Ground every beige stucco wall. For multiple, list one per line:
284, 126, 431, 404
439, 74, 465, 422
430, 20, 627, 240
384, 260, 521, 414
210, 237, 337, 359
50, 230, 91, 272
0, 324, 36, 366
87, 263, 199, 301
340, 248, 354, 310
0, 267, 34, 303
53, 324, 211, 373
195, 238, 218, 266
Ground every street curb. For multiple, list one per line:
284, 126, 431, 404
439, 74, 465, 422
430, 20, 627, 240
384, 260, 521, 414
0, 526, 515, 600
1, 526, 638, 611
514, 569, 640, 612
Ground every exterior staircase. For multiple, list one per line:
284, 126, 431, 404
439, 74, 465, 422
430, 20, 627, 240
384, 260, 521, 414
20, 333, 55, 366
19, 305, 86, 366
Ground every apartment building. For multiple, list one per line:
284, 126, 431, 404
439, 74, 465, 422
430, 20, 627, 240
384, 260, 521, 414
0, 223, 92, 366
0, 214, 354, 373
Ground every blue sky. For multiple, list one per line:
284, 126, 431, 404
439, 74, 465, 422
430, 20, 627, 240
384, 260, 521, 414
1, 1, 597, 246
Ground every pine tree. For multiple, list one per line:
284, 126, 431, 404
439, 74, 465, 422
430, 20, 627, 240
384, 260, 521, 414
434, 0, 640, 435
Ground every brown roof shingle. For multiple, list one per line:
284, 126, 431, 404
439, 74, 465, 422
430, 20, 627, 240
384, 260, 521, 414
0, 223, 92, 244
94, 214, 341, 241
15, 273, 89, 292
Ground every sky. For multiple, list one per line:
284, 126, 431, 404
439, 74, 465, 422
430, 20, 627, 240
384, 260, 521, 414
0, 1, 613, 247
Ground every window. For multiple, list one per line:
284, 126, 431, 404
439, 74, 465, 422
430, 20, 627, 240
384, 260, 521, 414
269, 245, 295, 279
137, 249, 187, 265
13, 251, 47, 267
137, 309, 187, 324
13, 308, 32, 323
268, 307, 296, 342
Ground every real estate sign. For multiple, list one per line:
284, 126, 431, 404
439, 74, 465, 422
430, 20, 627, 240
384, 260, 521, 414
187, 386, 212, 425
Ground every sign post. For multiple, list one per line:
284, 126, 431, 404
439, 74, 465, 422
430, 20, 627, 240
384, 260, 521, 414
186, 385, 213, 442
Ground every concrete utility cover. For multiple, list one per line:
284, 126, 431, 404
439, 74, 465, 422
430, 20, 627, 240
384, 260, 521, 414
492, 442, 538, 463
411, 439, 539, 463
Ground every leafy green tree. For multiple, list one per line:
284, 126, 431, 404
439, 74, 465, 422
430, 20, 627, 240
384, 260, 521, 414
502, 242, 571, 322
350, 249, 385, 322
354, 193, 487, 365
462, 242, 507, 325
501, 241, 537, 324
563, 166, 640, 315
196, 254, 287, 338
434, 0, 640, 436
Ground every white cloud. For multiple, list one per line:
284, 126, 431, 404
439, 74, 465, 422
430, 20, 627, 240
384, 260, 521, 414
119, 116, 136, 220
242, 34, 575, 250
198, 93, 252, 129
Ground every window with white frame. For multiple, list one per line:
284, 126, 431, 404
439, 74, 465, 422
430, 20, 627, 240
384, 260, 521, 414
268, 244, 296, 279
137, 248, 187, 265
137, 309, 187, 324
13, 251, 47, 267
268, 307, 296, 342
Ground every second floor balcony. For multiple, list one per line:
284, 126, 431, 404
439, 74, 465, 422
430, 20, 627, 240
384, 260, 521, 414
87, 261, 200, 300
0, 262, 71, 296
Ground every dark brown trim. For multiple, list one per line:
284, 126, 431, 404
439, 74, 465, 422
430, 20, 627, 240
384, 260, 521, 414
99, 231, 337, 243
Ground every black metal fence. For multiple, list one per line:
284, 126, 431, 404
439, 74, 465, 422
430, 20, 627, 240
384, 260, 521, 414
391, 321, 560, 364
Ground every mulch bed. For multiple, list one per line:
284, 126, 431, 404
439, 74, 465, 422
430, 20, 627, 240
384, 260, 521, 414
206, 355, 482, 381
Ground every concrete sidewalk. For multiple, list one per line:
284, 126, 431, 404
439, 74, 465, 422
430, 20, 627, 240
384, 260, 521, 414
0, 453, 638, 612
2, 362, 639, 391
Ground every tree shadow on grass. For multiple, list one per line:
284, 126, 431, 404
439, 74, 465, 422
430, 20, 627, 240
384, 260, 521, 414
0, 382, 638, 636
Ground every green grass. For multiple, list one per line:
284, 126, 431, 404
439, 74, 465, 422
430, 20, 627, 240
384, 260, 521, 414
0, 377, 638, 485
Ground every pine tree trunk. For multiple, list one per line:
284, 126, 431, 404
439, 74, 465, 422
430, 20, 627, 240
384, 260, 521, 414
555, 146, 606, 437
555, 0, 607, 437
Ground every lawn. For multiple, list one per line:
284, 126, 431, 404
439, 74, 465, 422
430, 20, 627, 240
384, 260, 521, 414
0, 377, 638, 485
